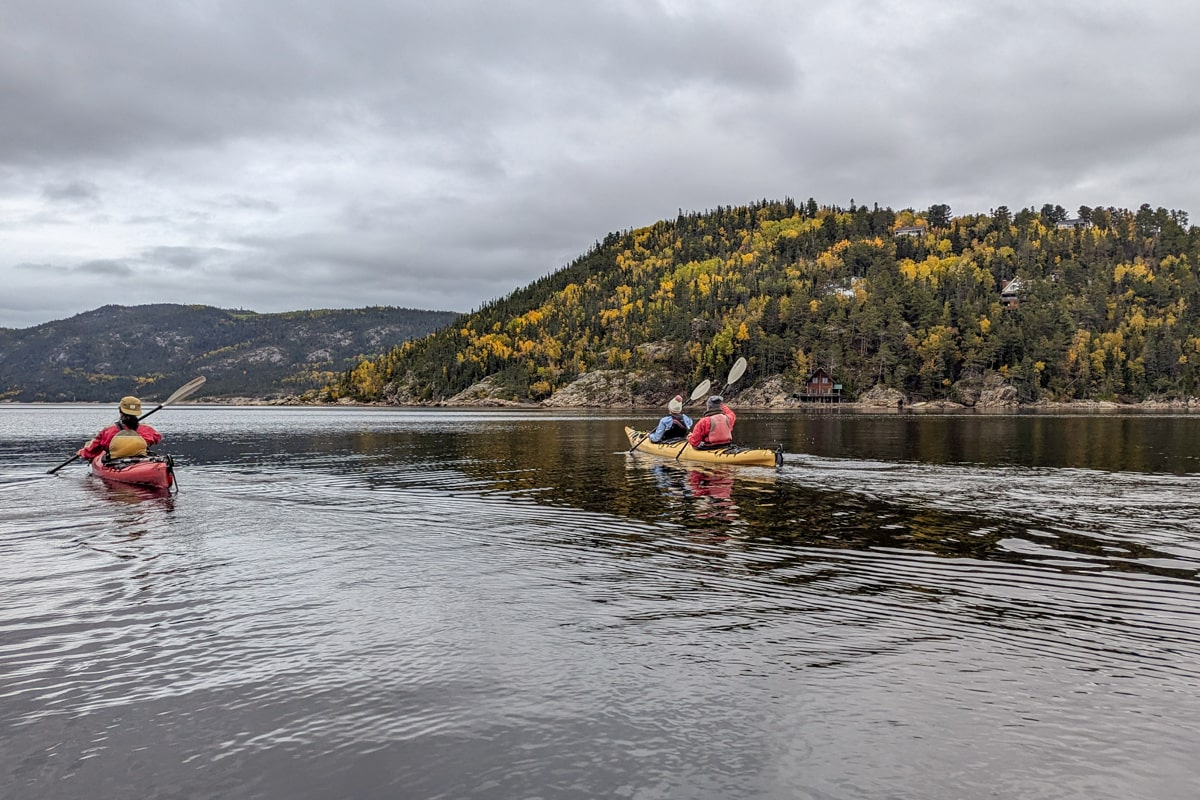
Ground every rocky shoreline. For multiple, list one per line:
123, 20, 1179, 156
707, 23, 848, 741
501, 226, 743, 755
225, 369, 1200, 411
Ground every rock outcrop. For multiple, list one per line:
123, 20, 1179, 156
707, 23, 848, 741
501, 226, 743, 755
381, 371, 426, 405
543, 369, 679, 408
732, 375, 803, 408
955, 372, 1019, 407
977, 383, 1019, 407
441, 376, 531, 407
855, 384, 907, 408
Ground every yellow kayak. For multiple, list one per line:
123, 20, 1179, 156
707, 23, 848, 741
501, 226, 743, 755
625, 427, 782, 467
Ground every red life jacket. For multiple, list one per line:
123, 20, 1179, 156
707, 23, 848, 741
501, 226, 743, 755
706, 412, 732, 445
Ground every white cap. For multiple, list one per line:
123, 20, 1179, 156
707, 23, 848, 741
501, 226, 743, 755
668, 395, 683, 413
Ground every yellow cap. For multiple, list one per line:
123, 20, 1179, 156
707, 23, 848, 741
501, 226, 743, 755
119, 396, 142, 416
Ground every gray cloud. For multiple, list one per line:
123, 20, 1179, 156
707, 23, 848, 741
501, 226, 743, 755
3, 0, 1200, 329
41, 179, 100, 204
77, 259, 134, 277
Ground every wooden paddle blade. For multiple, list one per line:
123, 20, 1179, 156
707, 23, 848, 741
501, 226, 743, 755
689, 379, 711, 401
726, 357, 747, 386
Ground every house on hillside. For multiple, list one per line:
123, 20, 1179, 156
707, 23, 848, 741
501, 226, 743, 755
893, 225, 927, 237
802, 368, 841, 402
1000, 277, 1024, 308
1056, 218, 1089, 230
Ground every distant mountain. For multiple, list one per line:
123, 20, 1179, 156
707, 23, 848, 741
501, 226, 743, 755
0, 304, 459, 402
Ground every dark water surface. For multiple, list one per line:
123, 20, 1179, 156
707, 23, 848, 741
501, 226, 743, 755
2, 405, 1199, 799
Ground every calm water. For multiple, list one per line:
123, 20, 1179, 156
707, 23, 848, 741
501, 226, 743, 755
2, 405, 1200, 800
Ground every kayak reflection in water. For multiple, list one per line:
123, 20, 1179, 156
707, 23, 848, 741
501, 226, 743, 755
643, 462, 740, 528
686, 467, 739, 529
686, 467, 734, 500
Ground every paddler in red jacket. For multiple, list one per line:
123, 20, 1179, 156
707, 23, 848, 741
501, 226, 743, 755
78, 396, 163, 460
687, 396, 736, 449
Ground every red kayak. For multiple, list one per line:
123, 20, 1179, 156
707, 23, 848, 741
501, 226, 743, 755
88, 454, 176, 490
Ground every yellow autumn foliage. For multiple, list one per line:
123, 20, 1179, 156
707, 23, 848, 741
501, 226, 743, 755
1114, 260, 1155, 283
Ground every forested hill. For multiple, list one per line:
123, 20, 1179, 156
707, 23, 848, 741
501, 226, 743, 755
0, 304, 458, 402
327, 198, 1200, 406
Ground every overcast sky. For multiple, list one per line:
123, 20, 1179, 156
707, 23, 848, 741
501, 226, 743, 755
3, 0, 1199, 329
